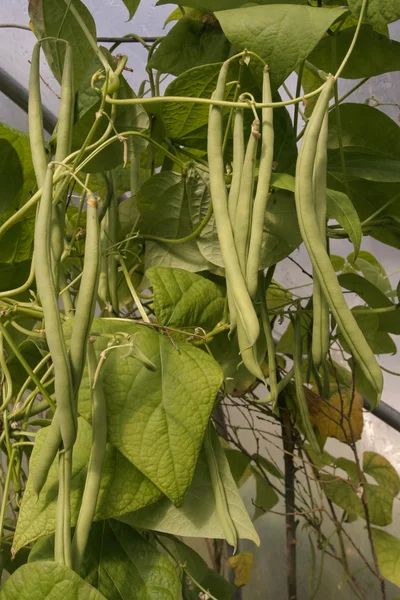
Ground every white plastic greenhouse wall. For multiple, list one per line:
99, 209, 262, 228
1, 2, 400, 598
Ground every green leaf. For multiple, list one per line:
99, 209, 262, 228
320, 475, 394, 526
371, 529, 400, 588
216, 5, 346, 89
78, 319, 223, 505
186, 166, 223, 267
160, 536, 236, 600
329, 154, 400, 183
348, 0, 400, 35
328, 103, 400, 160
0, 139, 23, 218
147, 267, 225, 332
80, 521, 181, 599
158, 0, 307, 8
138, 172, 187, 238
308, 25, 400, 78
138, 171, 210, 273
0, 123, 37, 263
363, 452, 400, 497
148, 17, 231, 76
331, 255, 345, 272
338, 273, 400, 334
225, 449, 252, 488
0, 561, 107, 600
120, 0, 140, 20
338, 309, 396, 355
254, 455, 283, 479
259, 190, 302, 268
29, 0, 97, 89
327, 189, 362, 255
13, 418, 161, 553
253, 469, 279, 520
271, 172, 295, 192
349, 256, 391, 295
119, 437, 260, 546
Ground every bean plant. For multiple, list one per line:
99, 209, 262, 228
1, 0, 400, 598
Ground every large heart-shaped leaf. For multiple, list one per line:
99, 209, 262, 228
338, 272, 400, 334
119, 433, 259, 545
326, 189, 362, 255
148, 17, 231, 76
320, 475, 394, 526
81, 521, 181, 599
78, 319, 223, 505
158, 0, 307, 8
29, 0, 97, 89
371, 529, 400, 588
216, 5, 346, 89
328, 103, 400, 160
147, 267, 225, 332
348, 0, 400, 35
308, 25, 400, 78
13, 418, 161, 553
0, 561, 107, 600
363, 452, 400, 497
120, 0, 141, 20
0, 139, 23, 218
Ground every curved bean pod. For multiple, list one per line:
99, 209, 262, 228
293, 313, 320, 454
71, 342, 107, 572
294, 77, 383, 403
234, 119, 260, 276
69, 194, 100, 401
28, 43, 48, 188
31, 411, 62, 498
257, 366, 295, 404
207, 62, 259, 345
312, 111, 330, 368
228, 108, 244, 226
246, 66, 274, 298
237, 318, 265, 381
34, 166, 76, 450
260, 271, 278, 407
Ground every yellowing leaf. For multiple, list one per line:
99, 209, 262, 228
306, 387, 364, 444
227, 552, 254, 587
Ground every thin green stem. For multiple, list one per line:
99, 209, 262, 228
118, 257, 150, 323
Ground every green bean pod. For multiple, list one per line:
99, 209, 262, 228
311, 111, 330, 368
54, 449, 72, 567
260, 274, 278, 407
294, 77, 383, 403
34, 166, 76, 450
204, 422, 237, 551
257, 366, 295, 404
107, 172, 119, 315
293, 313, 320, 454
52, 42, 74, 294
98, 213, 111, 309
237, 317, 265, 381
207, 62, 259, 346
69, 194, 100, 402
228, 108, 244, 226
28, 43, 48, 188
31, 411, 61, 497
226, 280, 237, 334
246, 66, 274, 298
71, 342, 107, 572
234, 119, 260, 276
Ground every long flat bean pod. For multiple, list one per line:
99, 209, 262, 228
51, 42, 74, 293
28, 43, 48, 188
260, 269, 278, 406
69, 194, 100, 401
71, 342, 107, 572
34, 166, 76, 450
246, 66, 274, 298
31, 411, 62, 497
294, 77, 383, 403
311, 111, 330, 368
293, 313, 320, 455
207, 62, 259, 346
237, 318, 264, 381
234, 119, 260, 276
107, 171, 119, 315
204, 422, 237, 551
55, 449, 72, 567
228, 108, 244, 226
